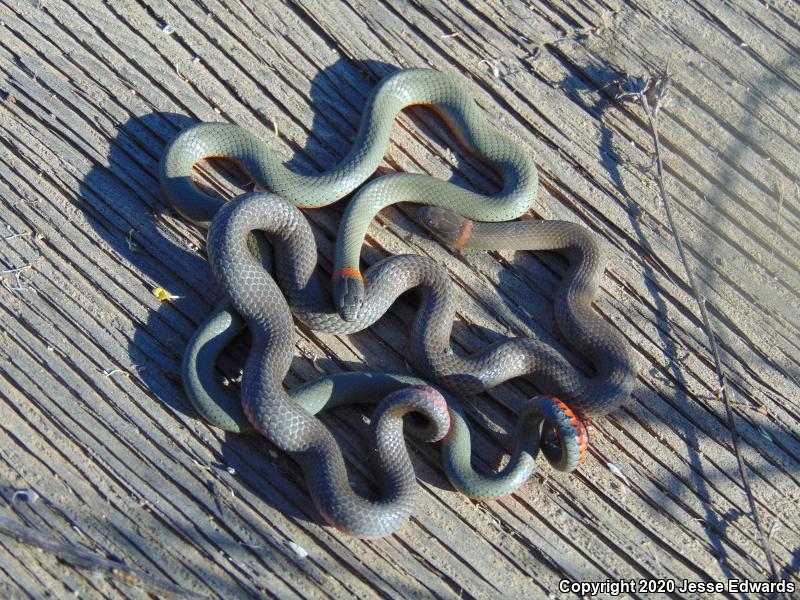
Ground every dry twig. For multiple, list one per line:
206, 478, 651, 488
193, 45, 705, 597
0, 515, 207, 599
616, 73, 781, 586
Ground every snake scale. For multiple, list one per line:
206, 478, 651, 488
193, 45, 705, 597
159, 68, 634, 537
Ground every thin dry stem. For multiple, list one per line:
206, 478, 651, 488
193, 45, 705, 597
0, 515, 208, 599
618, 73, 781, 587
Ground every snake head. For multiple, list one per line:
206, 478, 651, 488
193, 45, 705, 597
333, 273, 365, 322
418, 206, 471, 247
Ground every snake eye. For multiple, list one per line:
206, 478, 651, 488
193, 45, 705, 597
542, 425, 560, 454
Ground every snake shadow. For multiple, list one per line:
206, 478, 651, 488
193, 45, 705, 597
76, 57, 492, 532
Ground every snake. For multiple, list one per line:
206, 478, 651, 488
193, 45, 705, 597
192, 192, 632, 417
159, 68, 537, 229
158, 67, 630, 533
205, 192, 587, 537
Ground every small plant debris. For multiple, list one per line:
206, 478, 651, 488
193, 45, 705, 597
152, 287, 181, 302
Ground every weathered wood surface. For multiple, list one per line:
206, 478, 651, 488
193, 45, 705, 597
0, 0, 798, 598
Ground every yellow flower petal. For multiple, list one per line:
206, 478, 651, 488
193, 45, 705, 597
152, 287, 179, 302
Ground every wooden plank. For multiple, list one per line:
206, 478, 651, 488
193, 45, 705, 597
0, 0, 797, 598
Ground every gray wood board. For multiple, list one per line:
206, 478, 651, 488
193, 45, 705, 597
0, 0, 797, 598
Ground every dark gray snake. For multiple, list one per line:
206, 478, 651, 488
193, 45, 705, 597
205, 193, 589, 537
160, 68, 633, 537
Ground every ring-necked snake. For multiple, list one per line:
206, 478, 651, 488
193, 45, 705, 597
204, 193, 589, 537
159, 68, 632, 537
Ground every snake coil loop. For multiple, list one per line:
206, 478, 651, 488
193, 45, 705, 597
160, 68, 635, 536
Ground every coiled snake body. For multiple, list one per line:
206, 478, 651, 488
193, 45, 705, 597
206, 193, 587, 537
160, 68, 634, 537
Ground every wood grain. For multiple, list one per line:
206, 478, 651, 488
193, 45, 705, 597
0, 0, 797, 598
